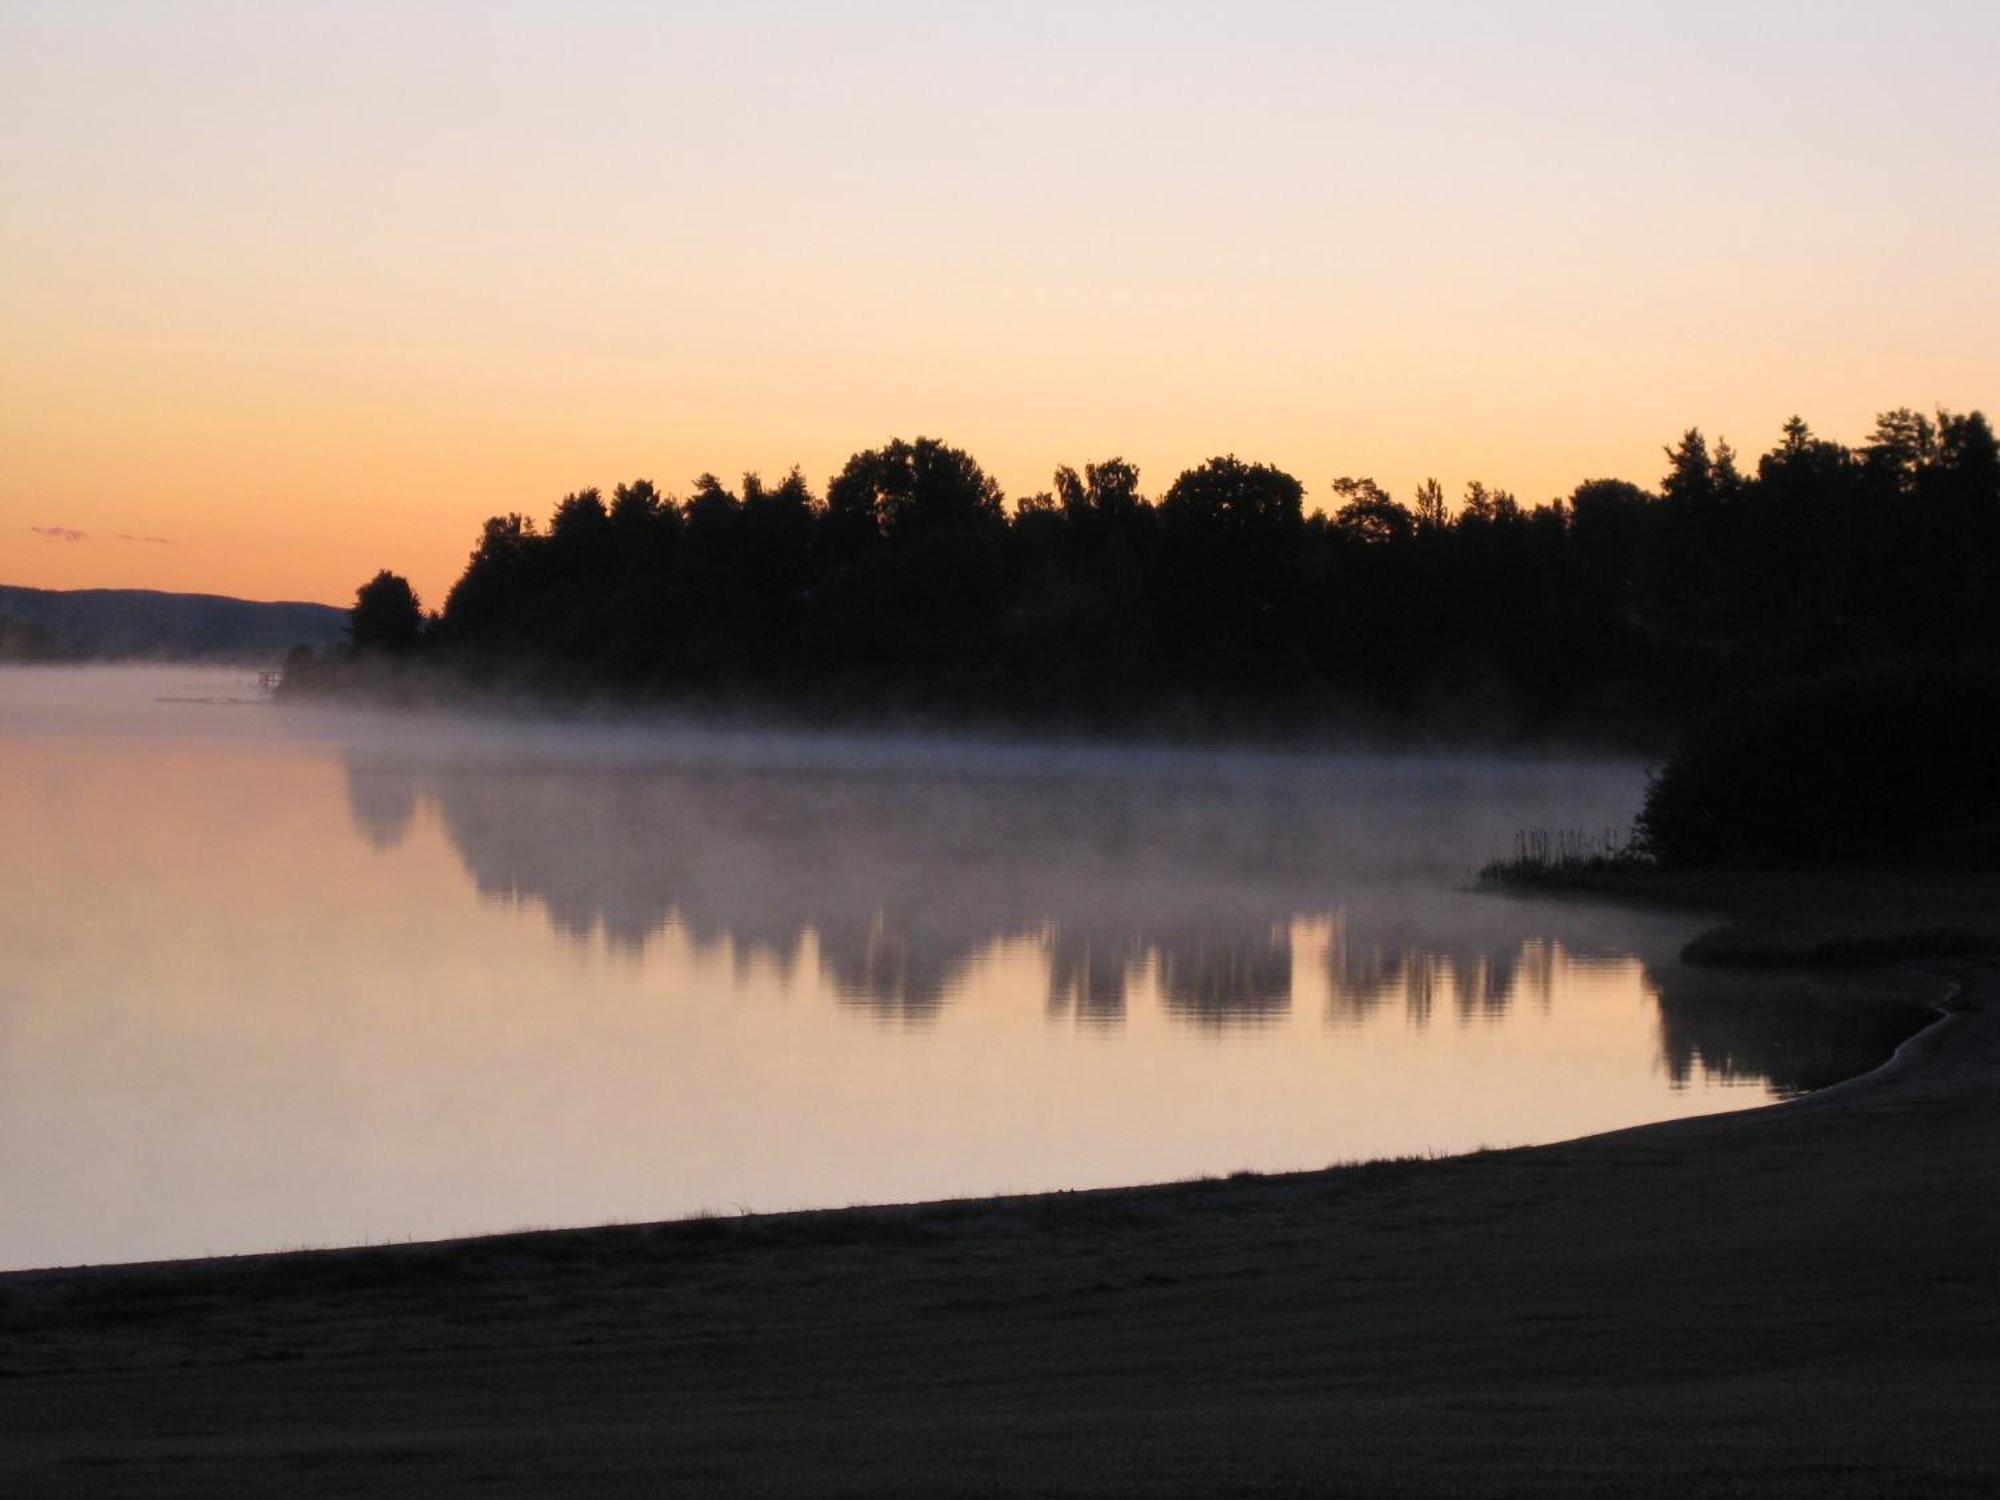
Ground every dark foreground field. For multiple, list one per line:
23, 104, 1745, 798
7, 956, 1999, 1496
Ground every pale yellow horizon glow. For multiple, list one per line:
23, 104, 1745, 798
4, 2, 1996, 608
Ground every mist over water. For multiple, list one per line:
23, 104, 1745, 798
0, 667, 1928, 1269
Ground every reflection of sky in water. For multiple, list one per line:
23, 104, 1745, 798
0, 669, 1931, 1269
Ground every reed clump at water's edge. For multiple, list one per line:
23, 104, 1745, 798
1478, 824, 1653, 885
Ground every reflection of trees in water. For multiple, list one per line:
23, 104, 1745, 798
1646, 965, 1932, 1098
343, 760, 420, 851
820, 915, 990, 1025
340, 751, 1919, 1089
1156, 930, 1292, 1029
352, 756, 1344, 1029
1324, 924, 1558, 1028
1042, 930, 1142, 1027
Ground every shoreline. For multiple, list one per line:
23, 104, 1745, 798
7, 959, 1996, 1495
1596, 959, 1979, 1138
2, 961, 1963, 1285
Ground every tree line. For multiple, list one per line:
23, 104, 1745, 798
307, 407, 2000, 736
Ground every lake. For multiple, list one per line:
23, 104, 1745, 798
0, 666, 1926, 1269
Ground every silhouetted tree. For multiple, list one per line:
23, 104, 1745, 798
350, 570, 423, 652
825, 437, 1004, 545
441, 514, 538, 643
550, 486, 610, 543
1330, 477, 1415, 545
1160, 454, 1304, 540
1054, 457, 1145, 527
1411, 478, 1449, 534
1661, 429, 1716, 512
1153, 456, 1310, 691
610, 477, 668, 530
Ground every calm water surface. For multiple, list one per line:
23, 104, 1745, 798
0, 667, 1926, 1269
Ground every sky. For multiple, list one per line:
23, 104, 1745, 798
3, 0, 1997, 607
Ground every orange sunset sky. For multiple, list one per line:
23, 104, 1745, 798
4, 1, 1997, 609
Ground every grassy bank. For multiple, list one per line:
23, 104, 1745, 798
6, 888, 1999, 1496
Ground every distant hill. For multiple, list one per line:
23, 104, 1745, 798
0, 585, 347, 664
